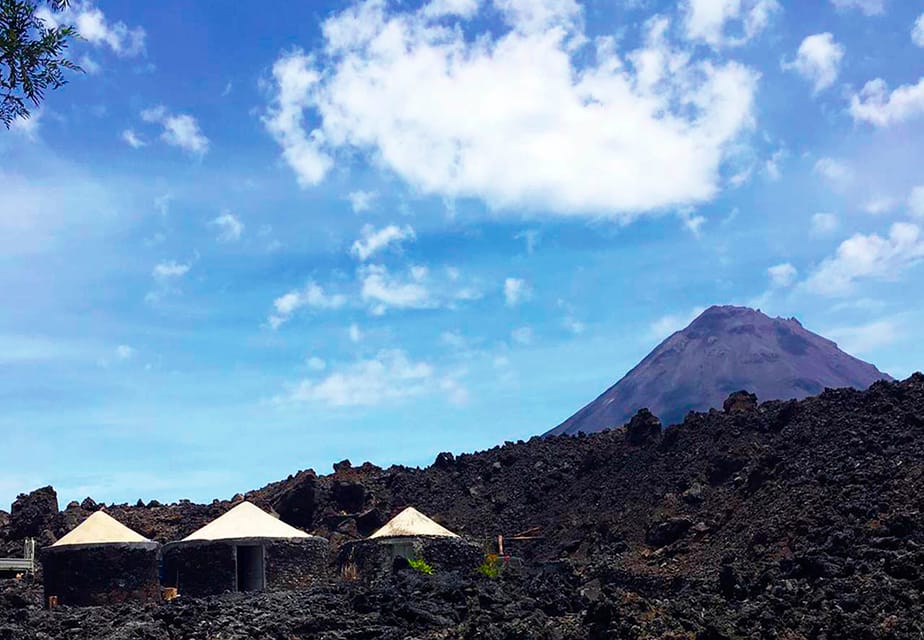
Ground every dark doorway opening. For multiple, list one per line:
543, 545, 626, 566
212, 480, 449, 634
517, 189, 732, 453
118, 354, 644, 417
236, 545, 265, 592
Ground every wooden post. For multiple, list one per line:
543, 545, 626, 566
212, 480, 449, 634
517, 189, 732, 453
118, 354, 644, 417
47, 595, 58, 610
497, 534, 504, 556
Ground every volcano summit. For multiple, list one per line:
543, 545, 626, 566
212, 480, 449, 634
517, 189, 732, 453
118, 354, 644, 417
549, 305, 891, 436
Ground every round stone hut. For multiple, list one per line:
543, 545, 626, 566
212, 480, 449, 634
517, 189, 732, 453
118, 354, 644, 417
338, 507, 481, 581
162, 501, 329, 597
41, 511, 161, 607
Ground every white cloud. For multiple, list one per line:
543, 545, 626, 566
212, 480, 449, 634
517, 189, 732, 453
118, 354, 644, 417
347, 190, 378, 213
511, 326, 533, 345
783, 33, 844, 93
121, 129, 146, 148
830, 0, 885, 16
765, 147, 785, 180
768, 262, 797, 287
503, 277, 530, 307
359, 264, 433, 313
115, 344, 135, 360
439, 376, 470, 405
803, 222, 924, 296
268, 282, 347, 329
10, 112, 40, 139
863, 197, 895, 215
814, 157, 852, 183
263, 2, 758, 219
563, 316, 585, 334
849, 78, 924, 127
681, 210, 707, 236
649, 306, 706, 340
826, 319, 900, 356
350, 224, 415, 261
152, 260, 190, 279
515, 229, 541, 253
908, 185, 924, 218
811, 212, 839, 235
348, 323, 363, 343
141, 106, 209, 155
37, 1, 145, 57
306, 356, 327, 371
423, 0, 482, 19
279, 349, 440, 407
210, 212, 244, 242
79, 54, 101, 74
914, 13, 924, 47
683, 0, 780, 48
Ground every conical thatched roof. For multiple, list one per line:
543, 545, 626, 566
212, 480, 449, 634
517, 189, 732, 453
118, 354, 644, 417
182, 501, 310, 541
52, 511, 151, 547
370, 507, 458, 539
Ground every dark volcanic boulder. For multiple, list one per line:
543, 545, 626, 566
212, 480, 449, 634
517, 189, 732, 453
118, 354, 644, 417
723, 390, 758, 413
625, 409, 661, 445
9, 486, 59, 541
645, 517, 693, 548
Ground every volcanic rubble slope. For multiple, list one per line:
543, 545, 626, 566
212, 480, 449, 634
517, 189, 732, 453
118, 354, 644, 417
1, 375, 924, 638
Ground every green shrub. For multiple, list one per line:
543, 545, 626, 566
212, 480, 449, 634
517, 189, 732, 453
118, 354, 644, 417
477, 553, 502, 578
408, 557, 434, 575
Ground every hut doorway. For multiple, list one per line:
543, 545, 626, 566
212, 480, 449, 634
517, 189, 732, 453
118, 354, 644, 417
235, 545, 265, 592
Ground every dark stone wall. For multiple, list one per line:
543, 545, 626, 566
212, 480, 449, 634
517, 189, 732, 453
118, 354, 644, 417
162, 541, 236, 597
265, 538, 330, 590
163, 537, 331, 598
41, 543, 161, 607
338, 537, 483, 583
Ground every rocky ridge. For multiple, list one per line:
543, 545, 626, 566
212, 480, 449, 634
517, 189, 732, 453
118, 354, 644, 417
2, 374, 924, 638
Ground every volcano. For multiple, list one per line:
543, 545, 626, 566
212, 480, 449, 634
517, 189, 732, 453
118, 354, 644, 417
547, 305, 892, 436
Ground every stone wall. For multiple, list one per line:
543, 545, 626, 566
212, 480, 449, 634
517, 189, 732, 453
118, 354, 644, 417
41, 543, 161, 607
163, 537, 331, 598
337, 537, 483, 583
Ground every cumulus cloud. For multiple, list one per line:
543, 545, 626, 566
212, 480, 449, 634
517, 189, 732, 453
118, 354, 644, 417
511, 326, 533, 345
359, 264, 433, 313
830, 0, 885, 16
115, 344, 135, 360
914, 13, 924, 47
37, 1, 145, 57
278, 349, 463, 407
803, 222, 924, 296
347, 190, 377, 213
849, 78, 924, 127
422, 0, 482, 19
268, 282, 347, 329
768, 262, 797, 287
503, 277, 530, 307
811, 212, 839, 235
350, 224, 415, 261
262, 1, 758, 219
683, 0, 780, 48
863, 197, 896, 215
210, 211, 244, 242
152, 260, 190, 279
783, 33, 844, 93
121, 129, 145, 148
909, 186, 924, 218
306, 356, 327, 371
348, 323, 363, 343
141, 106, 209, 155
814, 157, 852, 184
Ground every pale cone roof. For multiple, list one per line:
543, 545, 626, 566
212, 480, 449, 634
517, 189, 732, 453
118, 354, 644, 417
182, 501, 310, 541
370, 507, 458, 539
52, 511, 151, 547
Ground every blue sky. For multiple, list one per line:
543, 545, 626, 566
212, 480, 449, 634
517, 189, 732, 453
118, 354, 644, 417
2, 0, 923, 508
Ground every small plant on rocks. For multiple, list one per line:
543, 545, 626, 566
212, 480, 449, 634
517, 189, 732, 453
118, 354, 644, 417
408, 557, 434, 575
477, 554, 502, 578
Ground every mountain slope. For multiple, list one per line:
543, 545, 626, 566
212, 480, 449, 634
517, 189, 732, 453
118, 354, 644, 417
548, 305, 891, 436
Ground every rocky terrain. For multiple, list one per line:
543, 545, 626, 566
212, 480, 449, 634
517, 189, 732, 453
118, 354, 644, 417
549, 305, 892, 436
3, 374, 924, 638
